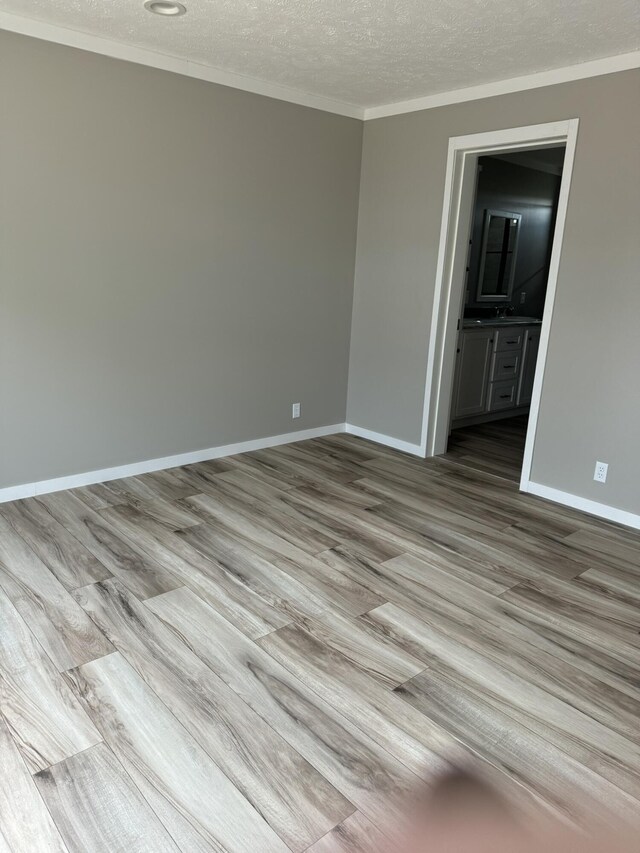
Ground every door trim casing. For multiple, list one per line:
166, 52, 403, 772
419, 119, 580, 496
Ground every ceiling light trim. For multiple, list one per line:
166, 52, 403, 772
363, 50, 640, 120
1, 10, 638, 121
143, 1, 187, 17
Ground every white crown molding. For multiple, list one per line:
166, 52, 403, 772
525, 481, 640, 531
345, 423, 423, 456
2, 11, 639, 122
0, 423, 346, 504
0, 10, 364, 119
363, 51, 640, 120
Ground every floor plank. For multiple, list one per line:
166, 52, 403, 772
34, 743, 180, 853
292, 609, 425, 690
178, 520, 384, 618
184, 489, 400, 566
257, 621, 461, 777
397, 664, 639, 827
0, 586, 45, 672
500, 581, 640, 670
1, 589, 101, 773
503, 573, 640, 638
367, 602, 640, 798
98, 494, 202, 532
1, 647, 101, 774
36, 492, 181, 601
0, 715, 68, 853
0, 499, 110, 590
353, 474, 513, 532
179, 469, 340, 554
577, 565, 640, 608
74, 577, 352, 851
98, 504, 292, 638
306, 811, 388, 852
64, 652, 289, 853
176, 523, 335, 620
338, 545, 640, 701
147, 587, 423, 832
0, 519, 113, 672
564, 528, 640, 571
363, 597, 640, 748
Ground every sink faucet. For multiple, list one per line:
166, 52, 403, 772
494, 305, 514, 318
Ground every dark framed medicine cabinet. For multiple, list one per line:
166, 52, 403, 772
476, 209, 521, 302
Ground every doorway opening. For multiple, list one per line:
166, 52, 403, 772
419, 120, 579, 493
447, 146, 565, 481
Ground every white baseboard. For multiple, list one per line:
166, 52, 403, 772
0, 423, 346, 505
345, 423, 423, 456
525, 481, 640, 531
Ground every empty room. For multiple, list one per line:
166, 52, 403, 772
1, 1, 639, 851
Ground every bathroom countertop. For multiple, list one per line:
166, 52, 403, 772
462, 316, 543, 329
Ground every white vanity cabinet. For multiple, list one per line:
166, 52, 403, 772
451, 322, 541, 425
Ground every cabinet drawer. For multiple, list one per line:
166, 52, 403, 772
488, 380, 518, 411
491, 351, 521, 381
495, 328, 524, 352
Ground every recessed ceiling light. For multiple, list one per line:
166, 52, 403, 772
144, 1, 187, 16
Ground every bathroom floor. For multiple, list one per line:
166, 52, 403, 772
447, 415, 529, 482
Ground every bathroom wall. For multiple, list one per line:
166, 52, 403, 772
466, 155, 563, 318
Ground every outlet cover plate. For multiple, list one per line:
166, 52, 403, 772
594, 461, 608, 483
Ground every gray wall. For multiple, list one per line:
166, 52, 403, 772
348, 69, 640, 514
466, 156, 562, 319
0, 31, 362, 489
2, 28, 638, 516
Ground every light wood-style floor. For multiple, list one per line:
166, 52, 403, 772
1, 422, 640, 851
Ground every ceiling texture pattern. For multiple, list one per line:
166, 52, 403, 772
2, 0, 640, 108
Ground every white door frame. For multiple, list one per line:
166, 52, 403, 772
419, 119, 580, 493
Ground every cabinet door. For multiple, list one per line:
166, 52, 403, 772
517, 326, 541, 406
452, 329, 494, 418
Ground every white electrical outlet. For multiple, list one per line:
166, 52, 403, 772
593, 461, 608, 483
520, 292, 526, 304
292, 402, 301, 419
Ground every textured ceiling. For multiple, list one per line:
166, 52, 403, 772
3, 0, 640, 108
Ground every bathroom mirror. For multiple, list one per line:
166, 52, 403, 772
476, 209, 521, 301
